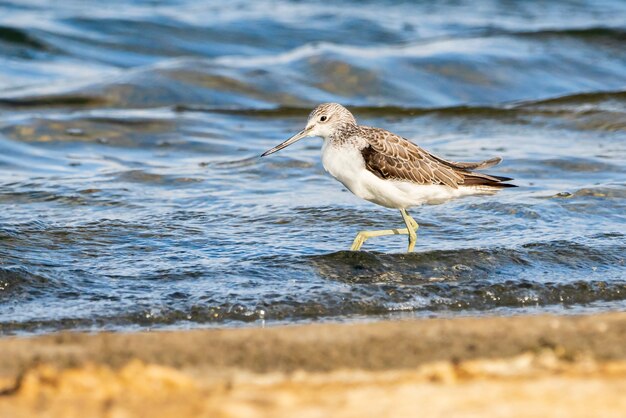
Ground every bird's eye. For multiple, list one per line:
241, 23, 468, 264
319, 115, 327, 122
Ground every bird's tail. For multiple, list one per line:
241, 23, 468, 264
463, 172, 517, 188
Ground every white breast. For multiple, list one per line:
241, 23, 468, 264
321, 141, 369, 196
321, 140, 402, 207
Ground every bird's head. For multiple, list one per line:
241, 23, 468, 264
261, 103, 356, 157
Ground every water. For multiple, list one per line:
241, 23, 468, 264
0, 0, 625, 335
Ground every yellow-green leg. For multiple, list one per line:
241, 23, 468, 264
350, 209, 419, 252
400, 208, 418, 252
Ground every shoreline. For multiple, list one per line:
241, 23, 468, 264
1, 312, 625, 417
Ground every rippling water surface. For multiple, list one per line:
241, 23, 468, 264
0, 0, 625, 334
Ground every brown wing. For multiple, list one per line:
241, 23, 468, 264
358, 127, 514, 189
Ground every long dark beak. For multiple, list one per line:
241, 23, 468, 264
261, 128, 310, 157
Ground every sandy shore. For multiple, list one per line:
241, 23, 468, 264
1, 313, 625, 417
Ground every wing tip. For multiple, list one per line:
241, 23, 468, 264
478, 156, 503, 169
463, 173, 517, 188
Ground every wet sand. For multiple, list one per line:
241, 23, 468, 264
1, 313, 625, 417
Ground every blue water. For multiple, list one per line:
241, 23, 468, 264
0, 0, 625, 334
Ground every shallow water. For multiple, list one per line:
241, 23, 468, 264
0, 0, 625, 334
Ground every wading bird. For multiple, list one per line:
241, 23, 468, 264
261, 103, 515, 252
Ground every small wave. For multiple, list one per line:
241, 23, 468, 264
175, 89, 626, 126
0, 25, 47, 50
540, 158, 624, 173
0, 135, 72, 173
521, 90, 626, 107
0, 94, 108, 109
113, 170, 203, 186
1, 31, 625, 111
571, 187, 626, 199
308, 240, 625, 284
516, 26, 626, 40
2, 277, 625, 335
0, 267, 54, 301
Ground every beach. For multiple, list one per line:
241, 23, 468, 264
1, 312, 625, 417
1, 1, 625, 416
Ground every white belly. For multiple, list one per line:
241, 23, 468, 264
321, 141, 491, 209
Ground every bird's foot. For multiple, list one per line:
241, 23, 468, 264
350, 228, 410, 251
350, 231, 368, 251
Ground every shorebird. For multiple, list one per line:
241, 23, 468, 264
261, 103, 515, 252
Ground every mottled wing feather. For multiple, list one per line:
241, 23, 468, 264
359, 127, 465, 188
358, 127, 513, 188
